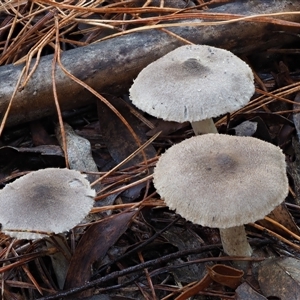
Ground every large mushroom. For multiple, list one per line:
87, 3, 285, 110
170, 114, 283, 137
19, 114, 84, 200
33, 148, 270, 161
129, 45, 255, 134
153, 134, 289, 257
0, 168, 95, 240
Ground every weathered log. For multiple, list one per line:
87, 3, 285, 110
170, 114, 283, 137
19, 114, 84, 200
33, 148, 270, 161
1, 0, 300, 127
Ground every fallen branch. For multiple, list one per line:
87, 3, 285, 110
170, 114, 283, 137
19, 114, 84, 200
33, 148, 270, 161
1, 0, 300, 127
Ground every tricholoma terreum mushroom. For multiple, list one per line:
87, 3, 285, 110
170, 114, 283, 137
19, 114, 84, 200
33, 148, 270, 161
153, 134, 289, 257
0, 168, 95, 240
130, 45, 255, 134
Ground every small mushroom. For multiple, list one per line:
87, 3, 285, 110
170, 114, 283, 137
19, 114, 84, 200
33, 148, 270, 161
153, 134, 288, 257
0, 168, 95, 240
130, 45, 255, 134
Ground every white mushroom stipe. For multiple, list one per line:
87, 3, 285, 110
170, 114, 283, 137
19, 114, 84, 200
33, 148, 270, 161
0, 168, 95, 240
219, 226, 253, 257
130, 45, 255, 134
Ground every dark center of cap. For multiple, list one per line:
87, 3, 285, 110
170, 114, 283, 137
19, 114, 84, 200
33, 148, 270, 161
182, 58, 210, 77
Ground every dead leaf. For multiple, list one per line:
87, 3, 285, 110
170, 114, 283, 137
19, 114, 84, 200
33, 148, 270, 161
273, 61, 294, 86
229, 116, 272, 143
55, 123, 99, 182
30, 121, 58, 146
236, 282, 267, 300
258, 203, 300, 237
258, 257, 300, 300
0, 145, 64, 173
278, 123, 295, 149
161, 226, 207, 282
64, 211, 136, 298
97, 95, 156, 166
233, 120, 257, 137
0, 145, 63, 157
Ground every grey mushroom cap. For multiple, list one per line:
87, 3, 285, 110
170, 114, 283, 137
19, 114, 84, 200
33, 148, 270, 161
153, 134, 288, 228
129, 45, 255, 123
0, 168, 95, 240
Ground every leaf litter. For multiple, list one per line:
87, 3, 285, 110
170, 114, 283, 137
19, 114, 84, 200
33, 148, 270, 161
1, 0, 300, 299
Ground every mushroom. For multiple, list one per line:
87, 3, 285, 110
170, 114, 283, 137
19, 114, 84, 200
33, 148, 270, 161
153, 134, 289, 257
129, 45, 255, 135
0, 168, 95, 240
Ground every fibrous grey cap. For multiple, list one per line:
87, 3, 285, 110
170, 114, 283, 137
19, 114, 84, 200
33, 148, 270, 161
153, 134, 288, 228
129, 45, 254, 122
0, 168, 95, 239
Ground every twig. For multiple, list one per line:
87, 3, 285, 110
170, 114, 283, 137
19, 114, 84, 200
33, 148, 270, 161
37, 244, 223, 300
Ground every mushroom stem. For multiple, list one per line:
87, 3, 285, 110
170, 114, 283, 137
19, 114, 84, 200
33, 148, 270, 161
191, 118, 218, 135
219, 226, 253, 257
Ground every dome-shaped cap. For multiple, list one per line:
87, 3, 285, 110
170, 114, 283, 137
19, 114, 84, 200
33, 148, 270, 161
153, 134, 288, 228
0, 168, 95, 239
130, 45, 254, 123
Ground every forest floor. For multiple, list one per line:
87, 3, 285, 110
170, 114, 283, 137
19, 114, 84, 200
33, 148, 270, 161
1, 1, 300, 299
